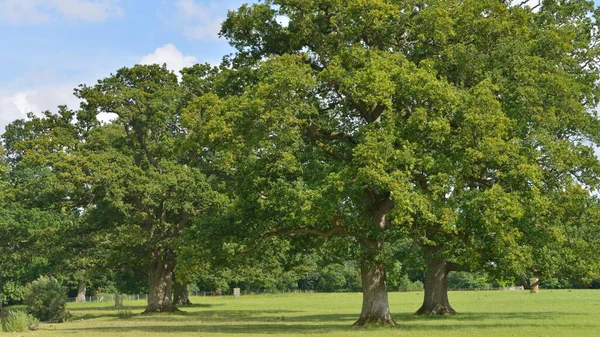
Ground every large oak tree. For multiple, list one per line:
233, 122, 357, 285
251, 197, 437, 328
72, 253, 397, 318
218, 0, 600, 323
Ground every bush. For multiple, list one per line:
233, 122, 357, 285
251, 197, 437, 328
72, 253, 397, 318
397, 274, 424, 292
315, 264, 347, 292
24, 276, 71, 323
447, 272, 491, 290
541, 278, 586, 289
1, 280, 25, 304
1, 310, 40, 332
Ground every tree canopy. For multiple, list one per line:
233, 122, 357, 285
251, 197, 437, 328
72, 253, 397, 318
1, 0, 600, 327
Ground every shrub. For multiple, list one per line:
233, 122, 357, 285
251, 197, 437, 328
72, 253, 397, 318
397, 274, 424, 292
1, 280, 25, 304
1, 310, 40, 332
447, 271, 491, 290
315, 264, 347, 292
24, 276, 71, 323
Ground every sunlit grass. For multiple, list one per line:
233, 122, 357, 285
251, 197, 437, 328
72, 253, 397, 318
3, 289, 599, 336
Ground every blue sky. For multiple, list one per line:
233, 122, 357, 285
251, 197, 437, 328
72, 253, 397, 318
0, 0, 255, 131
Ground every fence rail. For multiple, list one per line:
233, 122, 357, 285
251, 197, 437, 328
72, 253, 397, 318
67, 286, 528, 303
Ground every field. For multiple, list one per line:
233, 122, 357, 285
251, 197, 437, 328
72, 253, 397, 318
2, 290, 599, 336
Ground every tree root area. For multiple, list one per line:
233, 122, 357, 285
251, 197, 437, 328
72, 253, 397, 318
141, 306, 181, 315
415, 304, 457, 316
353, 317, 397, 326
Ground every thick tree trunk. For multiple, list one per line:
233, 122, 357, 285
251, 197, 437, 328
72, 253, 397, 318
173, 278, 191, 305
354, 263, 396, 326
415, 258, 456, 315
142, 251, 178, 314
76, 280, 87, 303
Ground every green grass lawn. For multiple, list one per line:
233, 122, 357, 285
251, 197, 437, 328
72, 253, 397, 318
3, 289, 600, 336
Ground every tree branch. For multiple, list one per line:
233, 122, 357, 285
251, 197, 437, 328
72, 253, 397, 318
263, 225, 351, 239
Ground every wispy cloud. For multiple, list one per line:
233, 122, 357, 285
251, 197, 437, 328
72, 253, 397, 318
175, 0, 223, 40
0, 43, 198, 132
173, 0, 248, 40
0, 0, 123, 24
0, 84, 80, 132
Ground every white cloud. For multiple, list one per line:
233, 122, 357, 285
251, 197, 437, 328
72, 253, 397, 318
0, 44, 196, 133
0, 0, 50, 23
0, 84, 80, 133
0, 0, 122, 24
140, 44, 197, 74
175, 0, 223, 40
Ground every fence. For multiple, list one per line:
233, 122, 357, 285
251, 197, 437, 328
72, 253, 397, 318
67, 294, 148, 303
66, 286, 528, 303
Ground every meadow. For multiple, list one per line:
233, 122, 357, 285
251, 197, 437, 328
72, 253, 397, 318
2, 290, 599, 336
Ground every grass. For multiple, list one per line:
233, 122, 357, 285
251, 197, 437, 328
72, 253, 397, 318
2, 289, 599, 336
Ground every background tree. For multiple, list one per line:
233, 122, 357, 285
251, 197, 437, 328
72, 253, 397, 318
1, 116, 81, 305
74, 64, 223, 313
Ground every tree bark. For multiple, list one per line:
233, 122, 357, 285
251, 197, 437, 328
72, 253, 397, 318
354, 263, 396, 326
415, 257, 456, 315
353, 193, 396, 326
115, 292, 123, 306
76, 280, 87, 303
173, 278, 191, 305
142, 250, 179, 313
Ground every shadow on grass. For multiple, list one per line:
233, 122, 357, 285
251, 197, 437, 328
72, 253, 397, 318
58, 323, 357, 335
69, 302, 222, 319
54, 310, 599, 335
69, 305, 147, 312
400, 311, 583, 322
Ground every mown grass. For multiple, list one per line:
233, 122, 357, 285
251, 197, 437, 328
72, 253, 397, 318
2, 289, 599, 336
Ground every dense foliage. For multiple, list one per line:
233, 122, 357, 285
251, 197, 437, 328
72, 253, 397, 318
0, 310, 39, 332
24, 276, 70, 323
1, 0, 600, 327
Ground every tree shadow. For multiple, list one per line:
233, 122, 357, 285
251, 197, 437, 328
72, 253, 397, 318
58, 323, 356, 335
69, 302, 221, 319
392, 311, 598, 331
69, 305, 147, 312
54, 310, 599, 335
176, 309, 301, 321
400, 311, 582, 322
182, 303, 224, 309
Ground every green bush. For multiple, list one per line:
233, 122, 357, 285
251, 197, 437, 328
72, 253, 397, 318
315, 264, 347, 292
1, 280, 25, 304
1, 310, 40, 332
24, 276, 71, 323
447, 272, 491, 290
397, 274, 424, 292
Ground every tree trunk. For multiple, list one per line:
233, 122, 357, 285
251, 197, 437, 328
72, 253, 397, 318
520, 274, 532, 290
115, 292, 123, 306
354, 263, 396, 326
142, 251, 178, 314
76, 280, 87, 303
173, 278, 191, 305
415, 257, 456, 315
